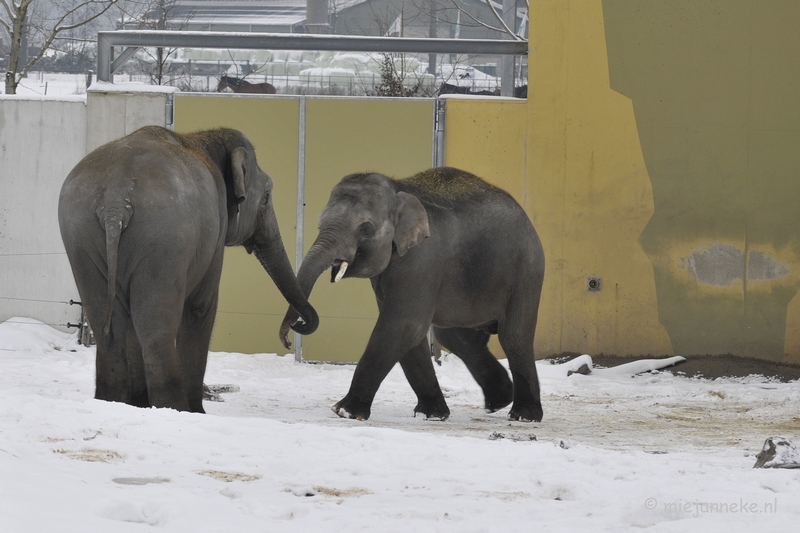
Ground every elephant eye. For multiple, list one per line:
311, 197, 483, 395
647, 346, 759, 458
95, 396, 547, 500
358, 222, 374, 238
261, 191, 270, 205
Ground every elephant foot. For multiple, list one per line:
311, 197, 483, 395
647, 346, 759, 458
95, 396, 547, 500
332, 396, 372, 421
483, 380, 514, 413
508, 402, 543, 423
147, 387, 192, 412
95, 384, 130, 405
413, 396, 450, 421
130, 392, 151, 409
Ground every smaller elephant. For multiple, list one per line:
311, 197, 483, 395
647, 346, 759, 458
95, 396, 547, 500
59, 126, 318, 413
281, 167, 545, 422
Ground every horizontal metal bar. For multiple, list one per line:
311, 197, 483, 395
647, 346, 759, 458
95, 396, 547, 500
97, 30, 528, 82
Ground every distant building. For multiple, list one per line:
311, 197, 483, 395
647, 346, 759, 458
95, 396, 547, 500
332, 0, 527, 41
142, 0, 528, 39
124, 0, 308, 33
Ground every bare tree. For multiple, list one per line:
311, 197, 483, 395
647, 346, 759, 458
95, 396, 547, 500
414, 0, 528, 95
1, 0, 118, 94
451, 0, 527, 40
116, 0, 194, 85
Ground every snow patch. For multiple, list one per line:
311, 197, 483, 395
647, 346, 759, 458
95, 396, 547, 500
1, 318, 799, 531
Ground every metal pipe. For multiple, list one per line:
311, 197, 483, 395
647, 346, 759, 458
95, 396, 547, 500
97, 33, 111, 82
294, 96, 307, 363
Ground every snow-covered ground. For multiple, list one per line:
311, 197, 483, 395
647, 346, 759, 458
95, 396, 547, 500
6, 72, 91, 97
1, 317, 798, 531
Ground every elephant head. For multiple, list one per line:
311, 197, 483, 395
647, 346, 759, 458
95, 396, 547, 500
279, 172, 429, 347
199, 129, 319, 337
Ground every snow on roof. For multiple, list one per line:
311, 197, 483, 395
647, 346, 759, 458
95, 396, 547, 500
147, 0, 309, 29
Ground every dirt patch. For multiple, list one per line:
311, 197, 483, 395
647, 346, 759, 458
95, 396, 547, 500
313, 486, 372, 498
54, 448, 123, 463
112, 477, 170, 485
197, 470, 261, 483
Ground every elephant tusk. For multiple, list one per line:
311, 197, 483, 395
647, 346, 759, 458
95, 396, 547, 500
334, 261, 348, 283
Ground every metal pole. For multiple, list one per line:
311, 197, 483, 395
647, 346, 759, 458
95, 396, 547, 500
294, 96, 307, 362
97, 33, 111, 82
434, 98, 446, 167
500, 0, 517, 97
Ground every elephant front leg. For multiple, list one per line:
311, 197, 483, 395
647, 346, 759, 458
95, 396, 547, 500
333, 356, 385, 420
333, 315, 430, 421
399, 339, 450, 420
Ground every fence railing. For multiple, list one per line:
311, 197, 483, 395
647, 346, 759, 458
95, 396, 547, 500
97, 30, 528, 96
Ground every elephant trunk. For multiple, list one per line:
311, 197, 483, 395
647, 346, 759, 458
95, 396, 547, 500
252, 210, 319, 343
298, 233, 347, 294
278, 231, 349, 347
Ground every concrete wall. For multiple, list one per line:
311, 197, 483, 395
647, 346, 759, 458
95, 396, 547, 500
85, 84, 176, 153
0, 97, 88, 331
0, 86, 173, 333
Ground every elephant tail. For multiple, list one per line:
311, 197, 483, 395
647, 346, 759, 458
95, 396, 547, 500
102, 218, 123, 335
99, 205, 131, 335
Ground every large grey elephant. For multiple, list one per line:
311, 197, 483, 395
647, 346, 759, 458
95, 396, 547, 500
59, 126, 318, 413
281, 167, 545, 422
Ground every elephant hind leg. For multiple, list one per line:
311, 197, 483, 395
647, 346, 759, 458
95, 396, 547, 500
433, 327, 513, 413
399, 339, 449, 420
93, 297, 134, 404
129, 274, 190, 412
70, 255, 132, 405
497, 314, 542, 423
125, 323, 148, 408
176, 273, 223, 414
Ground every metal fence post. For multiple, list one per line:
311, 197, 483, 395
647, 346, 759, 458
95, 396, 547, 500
294, 95, 307, 362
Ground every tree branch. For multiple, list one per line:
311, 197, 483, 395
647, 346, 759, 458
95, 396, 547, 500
450, 0, 524, 41
1, 1, 15, 24
9, 0, 118, 87
49, 0, 118, 35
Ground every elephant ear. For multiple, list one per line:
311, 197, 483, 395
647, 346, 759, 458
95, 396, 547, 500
230, 147, 247, 205
393, 191, 430, 256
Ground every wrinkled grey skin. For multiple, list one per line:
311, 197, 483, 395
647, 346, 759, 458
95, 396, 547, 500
281, 167, 545, 422
59, 126, 318, 413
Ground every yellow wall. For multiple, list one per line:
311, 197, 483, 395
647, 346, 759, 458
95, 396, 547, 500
527, 0, 673, 357
442, 96, 527, 201
174, 95, 433, 361
301, 98, 434, 362
441, 95, 527, 358
172, 0, 800, 365
174, 95, 301, 356
602, 0, 800, 363
517, 0, 800, 364
442, 4, 672, 359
